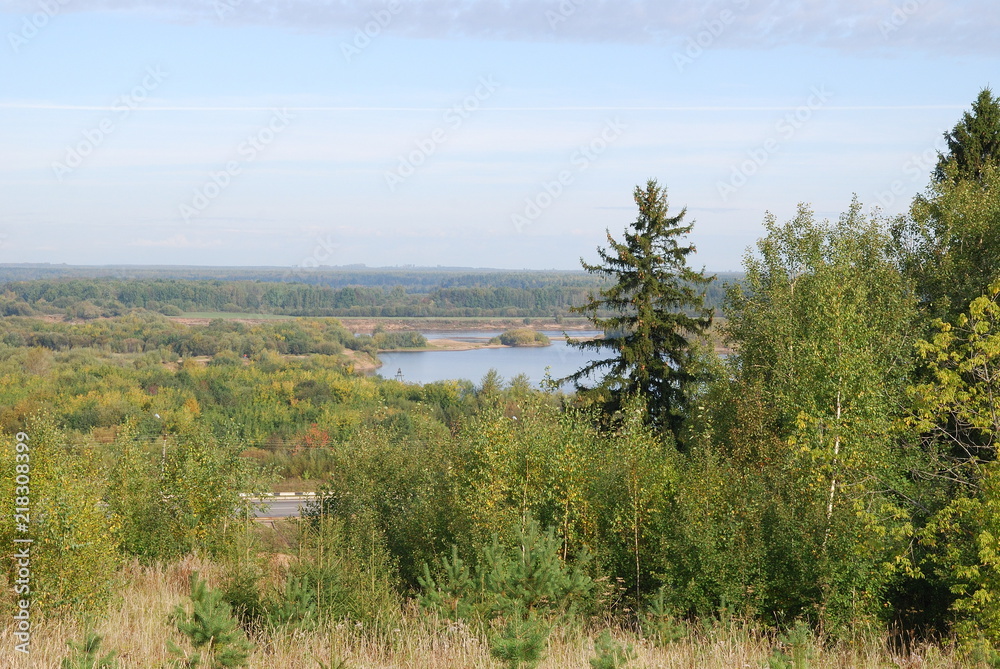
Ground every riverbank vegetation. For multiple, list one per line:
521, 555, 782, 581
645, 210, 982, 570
3, 88, 1000, 667
489, 328, 551, 347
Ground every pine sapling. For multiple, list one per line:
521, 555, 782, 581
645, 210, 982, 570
589, 629, 635, 669
641, 586, 686, 646
489, 606, 549, 669
61, 631, 117, 669
168, 572, 252, 669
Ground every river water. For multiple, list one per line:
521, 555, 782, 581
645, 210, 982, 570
376, 330, 606, 387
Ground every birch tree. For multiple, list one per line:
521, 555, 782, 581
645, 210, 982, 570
724, 200, 917, 629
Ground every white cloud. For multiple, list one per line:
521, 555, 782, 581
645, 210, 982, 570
3, 0, 997, 55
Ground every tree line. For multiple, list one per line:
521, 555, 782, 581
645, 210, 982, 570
0, 272, 736, 320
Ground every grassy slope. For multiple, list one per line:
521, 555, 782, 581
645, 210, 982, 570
0, 557, 964, 669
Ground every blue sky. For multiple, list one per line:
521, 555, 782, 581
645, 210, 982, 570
0, 0, 997, 271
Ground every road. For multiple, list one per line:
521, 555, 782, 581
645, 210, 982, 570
246, 495, 316, 519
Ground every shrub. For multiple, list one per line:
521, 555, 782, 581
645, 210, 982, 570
0, 418, 121, 615
489, 329, 550, 347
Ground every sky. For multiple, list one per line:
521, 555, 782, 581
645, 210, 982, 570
0, 0, 997, 272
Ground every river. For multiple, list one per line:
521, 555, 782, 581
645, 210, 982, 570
376, 330, 606, 387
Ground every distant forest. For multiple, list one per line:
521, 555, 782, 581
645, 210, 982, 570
0, 266, 740, 319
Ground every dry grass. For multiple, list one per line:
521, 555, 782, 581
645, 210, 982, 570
0, 559, 966, 669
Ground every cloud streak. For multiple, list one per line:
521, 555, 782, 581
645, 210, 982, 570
3, 0, 998, 55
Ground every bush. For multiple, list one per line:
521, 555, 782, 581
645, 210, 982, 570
489, 329, 550, 347
209, 350, 242, 367
372, 331, 428, 349
0, 418, 121, 615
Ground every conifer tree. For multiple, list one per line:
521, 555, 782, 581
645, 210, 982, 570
61, 632, 117, 669
169, 573, 252, 669
935, 87, 1000, 184
563, 179, 713, 438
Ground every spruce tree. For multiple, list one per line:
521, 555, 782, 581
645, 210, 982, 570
894, 88, 1000, 321
935, 87, 1000, 184
563, 179, 713, 438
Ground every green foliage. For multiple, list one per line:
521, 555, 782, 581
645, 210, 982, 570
896, 163, 1000, 322
0, 416, 121, 615
964, 638, 1000, 668
908, 282, 1000, 483
641, 587, 687, 646
767, 621, 816, 669
419, 517, 593, 667
899, 87, 1000, 321
265, 574, 319, 631
909, 283, 1000, 646
594, 398, 677, 605
564, 179, 714, 437
418, 545, 479, 621
106, 423, 175, 560
12, 175, 1000, 653
479, 520, 593, 621
936, 88, 1000, 185
290, 513, 402, 625
489, 609, 550, 669
589, 629, 635, 669
107, 422, 260, 560
61, 631, 118, 669
0, 272, 633, 319
489, 329, 550, 347
218, 545, 269, 634
0, 312, 375, 358
168, 572, 252, 669
304, 422, 457, 589
371, 329, 427, 349
720, 201, 917, 630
